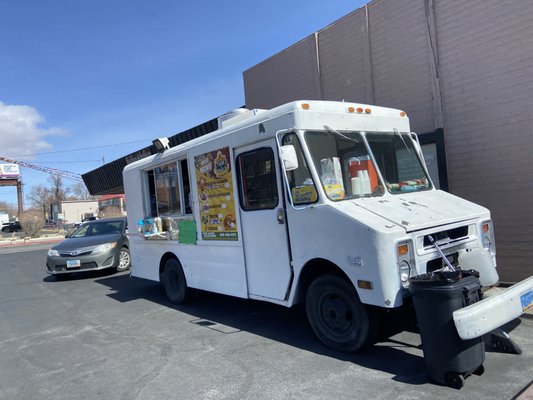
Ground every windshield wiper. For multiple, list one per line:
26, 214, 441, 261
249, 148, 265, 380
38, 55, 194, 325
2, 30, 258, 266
323, 124, 360, 143
394, 128, 411, 154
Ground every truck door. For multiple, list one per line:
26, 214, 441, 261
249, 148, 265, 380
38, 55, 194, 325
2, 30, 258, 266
235, 141, 292, 300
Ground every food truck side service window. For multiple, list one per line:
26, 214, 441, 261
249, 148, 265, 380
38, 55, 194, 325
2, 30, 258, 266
146, 161, 182, 217
237, 148, 279, 211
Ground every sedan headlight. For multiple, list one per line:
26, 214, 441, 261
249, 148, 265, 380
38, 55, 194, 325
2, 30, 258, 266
48, 249, 59, 257
92, 242, 117, 254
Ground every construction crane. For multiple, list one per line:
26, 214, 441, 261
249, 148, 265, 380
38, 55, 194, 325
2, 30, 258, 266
0, 156, 83, 182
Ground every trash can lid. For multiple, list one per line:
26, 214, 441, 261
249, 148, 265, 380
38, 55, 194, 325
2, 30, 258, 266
409, 269, 479, 287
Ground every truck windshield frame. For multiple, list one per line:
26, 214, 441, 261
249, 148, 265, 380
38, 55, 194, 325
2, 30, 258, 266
304, 130, 431, 201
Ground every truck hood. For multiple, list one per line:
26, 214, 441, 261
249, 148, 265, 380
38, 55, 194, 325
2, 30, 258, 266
352, 190, 489, 232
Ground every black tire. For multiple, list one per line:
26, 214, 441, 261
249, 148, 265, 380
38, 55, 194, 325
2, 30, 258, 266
163, 258, 194, 305
306, 274, 378, 352
116, 247, 131, 272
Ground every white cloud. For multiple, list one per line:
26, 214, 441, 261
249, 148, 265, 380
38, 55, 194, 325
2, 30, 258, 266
0, 101, 67, 159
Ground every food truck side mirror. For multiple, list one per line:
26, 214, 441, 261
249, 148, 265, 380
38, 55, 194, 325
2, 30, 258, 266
280, 145, 299, 171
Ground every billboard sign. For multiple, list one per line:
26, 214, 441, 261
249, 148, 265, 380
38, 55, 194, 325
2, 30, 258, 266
0, 164, 20, 179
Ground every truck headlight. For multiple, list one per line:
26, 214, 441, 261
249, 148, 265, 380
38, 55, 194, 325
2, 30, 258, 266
397, 240, 415, 288
482, 236, 491, 251
400, 260, 411, 283
481, 220, 496, 255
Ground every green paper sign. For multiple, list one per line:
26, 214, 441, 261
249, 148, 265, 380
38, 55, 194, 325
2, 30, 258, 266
178, 220, 197, 244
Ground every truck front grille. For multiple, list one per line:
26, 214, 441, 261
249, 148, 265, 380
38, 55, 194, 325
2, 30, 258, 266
423, 226, 468, 249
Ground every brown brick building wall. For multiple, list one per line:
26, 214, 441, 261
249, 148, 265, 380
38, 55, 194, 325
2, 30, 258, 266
243, 0, 533, 282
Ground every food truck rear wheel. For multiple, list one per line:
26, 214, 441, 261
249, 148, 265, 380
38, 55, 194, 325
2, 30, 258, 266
306, 274, 375, 352
163, 258, 194, 304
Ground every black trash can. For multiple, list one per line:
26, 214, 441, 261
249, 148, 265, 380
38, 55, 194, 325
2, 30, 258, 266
409, 270, 485, 389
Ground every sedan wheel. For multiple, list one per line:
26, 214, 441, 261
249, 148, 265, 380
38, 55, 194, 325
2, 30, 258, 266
116, 247, 131, 271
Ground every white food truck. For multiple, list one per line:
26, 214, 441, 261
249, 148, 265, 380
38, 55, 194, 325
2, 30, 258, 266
123, 100, 532, 352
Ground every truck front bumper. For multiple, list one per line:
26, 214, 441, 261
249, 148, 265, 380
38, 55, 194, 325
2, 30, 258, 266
453, 275, 533, 340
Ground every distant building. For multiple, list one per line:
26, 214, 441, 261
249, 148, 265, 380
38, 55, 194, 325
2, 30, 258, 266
98, 194, 126, 218
51, 200, 99, 224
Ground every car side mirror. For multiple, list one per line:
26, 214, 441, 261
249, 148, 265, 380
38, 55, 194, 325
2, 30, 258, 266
280, 145, 299, 171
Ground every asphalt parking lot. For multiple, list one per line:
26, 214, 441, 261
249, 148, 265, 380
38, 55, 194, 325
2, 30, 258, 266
0, 245, 531, 400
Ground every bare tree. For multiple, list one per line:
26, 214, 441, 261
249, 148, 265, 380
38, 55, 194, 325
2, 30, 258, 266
19, 209, 45, 237
0, 201, 17, 218
27, 184, 51, 221
48, 174, 70, 203
70, 182, 94, 200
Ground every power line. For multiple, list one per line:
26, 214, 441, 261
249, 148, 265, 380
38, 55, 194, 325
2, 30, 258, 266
32, 160, 101, 164
7, 139, 148, 158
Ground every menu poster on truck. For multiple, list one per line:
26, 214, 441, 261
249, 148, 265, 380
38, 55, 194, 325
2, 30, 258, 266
194, 146, 238, 241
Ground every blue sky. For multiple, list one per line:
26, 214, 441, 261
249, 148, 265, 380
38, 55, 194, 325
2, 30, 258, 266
0, 0, 366, 209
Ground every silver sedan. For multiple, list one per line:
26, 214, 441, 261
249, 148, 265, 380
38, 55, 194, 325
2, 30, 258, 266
46, 217, 130, 276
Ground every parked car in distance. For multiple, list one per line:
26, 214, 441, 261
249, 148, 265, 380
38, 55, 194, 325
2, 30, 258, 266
1, 221, 22, 232
46, 217, 130, 277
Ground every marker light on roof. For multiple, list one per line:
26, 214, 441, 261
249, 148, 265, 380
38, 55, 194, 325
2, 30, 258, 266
356, 107, 364, 113
400, 111, 407, 117
347, 107, 355, 113
365, 108, 372, 114
301, 103, 310, 110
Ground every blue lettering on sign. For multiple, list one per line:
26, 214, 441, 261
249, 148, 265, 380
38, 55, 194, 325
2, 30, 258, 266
520, 289, 533, 312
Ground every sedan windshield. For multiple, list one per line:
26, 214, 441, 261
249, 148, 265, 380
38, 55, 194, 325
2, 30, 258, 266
69, 220, 124, 238
304, 130, 431, 201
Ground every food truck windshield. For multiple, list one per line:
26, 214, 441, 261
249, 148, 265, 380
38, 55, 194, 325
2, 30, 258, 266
304, 130, 432, 200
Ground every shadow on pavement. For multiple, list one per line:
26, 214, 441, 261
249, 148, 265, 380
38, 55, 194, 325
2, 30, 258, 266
43, 268, 121, 283
93, 273, 525, 387
94, 273, 430, 385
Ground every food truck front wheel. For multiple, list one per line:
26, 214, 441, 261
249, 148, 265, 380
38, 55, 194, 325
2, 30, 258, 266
306, 274, 378, 352
163, 258, 195, 305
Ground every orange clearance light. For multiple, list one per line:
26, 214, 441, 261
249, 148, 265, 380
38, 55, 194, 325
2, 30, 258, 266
482, 223, 490, 233
365, 108, 372, 114
398, 244, 409, 256
400, 111, 407, 117
356, 107, 364, 113
347, 106, 355, 113
357, 280, 374, 290
301, 103, 310, 110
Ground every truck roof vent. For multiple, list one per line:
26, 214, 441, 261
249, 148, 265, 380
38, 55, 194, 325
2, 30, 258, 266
217, 108, 264, 129
217, 108, 251, 128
